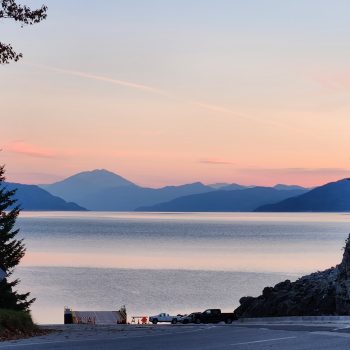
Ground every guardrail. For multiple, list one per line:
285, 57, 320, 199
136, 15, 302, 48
238, 316, 350, 323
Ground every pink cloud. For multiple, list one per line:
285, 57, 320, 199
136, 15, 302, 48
234, 167, 350, 187
6, 141, 58, 159
6, 172, 63, 184
199, 158, 234, 165
311, 70, 350, 91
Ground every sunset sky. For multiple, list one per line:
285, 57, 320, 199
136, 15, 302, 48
1, 0, 350, 187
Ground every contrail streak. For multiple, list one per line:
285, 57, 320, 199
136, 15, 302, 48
192, 101, 302, 130
29, 64, 174, 98
30, 64, 302, 131
192, 101, 262, 124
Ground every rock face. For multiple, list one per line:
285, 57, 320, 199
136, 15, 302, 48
234, 235, 350, 317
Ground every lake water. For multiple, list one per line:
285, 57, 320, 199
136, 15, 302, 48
13, 212, 350, 324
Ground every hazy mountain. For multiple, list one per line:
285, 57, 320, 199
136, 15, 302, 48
209, 183, 231, 189
210, 183, 307, 191
41, 169, 136, 204
41, 170, 214, 210
256, 179, 350, 212
273, 184, 309, 191
80, 182, 214, 211
5, 183, 86, 211
220, 183, 252, 191
136, 187, 308, 212
209, 183, 251, 190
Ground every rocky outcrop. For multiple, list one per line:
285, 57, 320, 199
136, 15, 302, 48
234, 235, 350, 317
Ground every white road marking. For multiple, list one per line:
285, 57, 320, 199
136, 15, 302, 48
333, 325, 350, 331
0, 326, 216, 348
312, 331, 350, 338
230, 336, 297, 346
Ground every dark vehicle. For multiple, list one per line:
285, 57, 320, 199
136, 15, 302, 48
193, 309, 236, 324
180, 312, 201, 324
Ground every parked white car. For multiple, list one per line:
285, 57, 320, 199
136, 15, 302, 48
149, 313, 182, 324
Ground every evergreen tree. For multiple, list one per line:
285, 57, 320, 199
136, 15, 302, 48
0, 165, 34, 311
0, 0, 47, 64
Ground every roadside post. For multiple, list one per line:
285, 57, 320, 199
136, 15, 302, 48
0, 268, 6, 282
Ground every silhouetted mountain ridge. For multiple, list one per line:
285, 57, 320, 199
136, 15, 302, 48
136, 186, 308, 212
273, 184, 309, 191
256, 178, 350, 212
81, 181, 213, 211
41, 169, 135, 203
38, 169, 319, 211
5, 182, 86, 211
41, 170, 214, 210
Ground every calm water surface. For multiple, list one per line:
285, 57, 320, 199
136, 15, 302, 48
14, 212, 350, 324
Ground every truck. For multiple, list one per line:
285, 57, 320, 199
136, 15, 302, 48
149, 313, 183, 324
179, 312, 201, 324
192, 309, 236, 324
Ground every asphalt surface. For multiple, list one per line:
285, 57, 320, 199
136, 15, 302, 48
2, 323, 350, 349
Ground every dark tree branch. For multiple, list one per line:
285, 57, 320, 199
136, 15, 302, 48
0, 0, 47, 25
0, 41, 22, 64
0, 0, 47, 64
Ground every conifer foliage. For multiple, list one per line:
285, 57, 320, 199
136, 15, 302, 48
0, 0, 47, 64
0, 165, 34, 311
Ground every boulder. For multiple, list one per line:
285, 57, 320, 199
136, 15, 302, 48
234, 234, 350, 317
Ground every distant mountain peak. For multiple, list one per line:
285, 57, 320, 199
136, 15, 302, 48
40, 169, 136, 205
158, 182, 208, 192
86, 169, 115, 175
41, 174, 213, 211
51, 169, 135, 187
273, 184, 308, 191
209, 182, 230, 189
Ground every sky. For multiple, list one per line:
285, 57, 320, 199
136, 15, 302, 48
1, 0, 350, 187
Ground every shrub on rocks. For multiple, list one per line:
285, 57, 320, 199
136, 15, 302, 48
234, 234, 350, 318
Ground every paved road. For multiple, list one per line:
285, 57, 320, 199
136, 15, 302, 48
1, 323, 350, 349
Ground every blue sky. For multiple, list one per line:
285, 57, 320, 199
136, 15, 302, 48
1, 1, 350, 186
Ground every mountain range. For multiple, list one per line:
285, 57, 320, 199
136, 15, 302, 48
40, 169, 313, 211
5, 168, 350, 212
256, 178, 350, 212
136, 186, 308, 212
41, 170, 213, 211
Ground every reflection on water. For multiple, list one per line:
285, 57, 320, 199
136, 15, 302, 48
18, 212, 350, 273
13, 212, 350, 324
16, 266, 294, 324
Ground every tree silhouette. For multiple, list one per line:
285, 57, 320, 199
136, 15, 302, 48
0, 165, 34, 311
0, 0, 47, 64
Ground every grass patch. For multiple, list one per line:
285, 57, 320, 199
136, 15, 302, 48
0, 309, 37, 340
